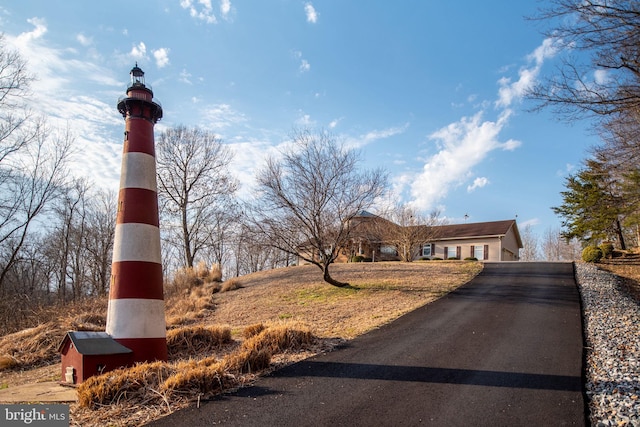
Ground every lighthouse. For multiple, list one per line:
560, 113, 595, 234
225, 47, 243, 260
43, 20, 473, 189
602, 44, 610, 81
106, 64, 167, 363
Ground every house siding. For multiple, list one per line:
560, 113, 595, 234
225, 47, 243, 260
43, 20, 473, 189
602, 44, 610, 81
433, 238, 505, 261
499, 224, 521, 261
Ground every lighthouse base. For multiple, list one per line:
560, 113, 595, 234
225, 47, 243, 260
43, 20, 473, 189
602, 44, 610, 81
112, 337, 168, 363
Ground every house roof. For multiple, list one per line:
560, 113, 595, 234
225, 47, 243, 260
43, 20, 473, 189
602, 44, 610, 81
433, 219, 522, 247
355, 210, 377, 218
58, 331, 133, 355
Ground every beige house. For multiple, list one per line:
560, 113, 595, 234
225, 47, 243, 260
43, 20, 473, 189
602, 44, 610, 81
422, 220, 522, 261
344, 214, 522, 262
298, 214, 523, 264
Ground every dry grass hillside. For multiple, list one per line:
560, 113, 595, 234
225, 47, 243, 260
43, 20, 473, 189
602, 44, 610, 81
0, 261, 482, 426
599, 254, 640, 300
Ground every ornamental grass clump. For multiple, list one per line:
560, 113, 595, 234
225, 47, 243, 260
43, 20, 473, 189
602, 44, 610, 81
242, 323, 266, 339
160, 359, 234, 397
241, 324, 315, 355
220, 277, 243, 293
222, 348, 272, 374
166, 325, 233, 359
77, 361, 174, 409
77, 324, 317, 409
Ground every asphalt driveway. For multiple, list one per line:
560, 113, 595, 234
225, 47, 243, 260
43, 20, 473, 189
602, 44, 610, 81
149, 262, 585, 426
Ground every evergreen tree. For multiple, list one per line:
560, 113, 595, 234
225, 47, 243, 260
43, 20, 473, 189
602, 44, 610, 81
553, 160, 627, 249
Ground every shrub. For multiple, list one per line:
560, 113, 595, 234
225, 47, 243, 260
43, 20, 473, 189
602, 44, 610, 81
431, 257, 443, 261
220, 277, 243, 293
447, 257, 459, 261
351, 255, 365, 263
582, 246, 603, 263
599, 242, 614, 259
464, 257, 478, 261
166, 262, 222, 297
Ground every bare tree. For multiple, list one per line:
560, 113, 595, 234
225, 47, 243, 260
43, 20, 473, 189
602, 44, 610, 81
156, 125, 238, 268
369, 205, 444, 262
0, 36, 77, 333
200, 199, 240, 274
0, 34, 34, 163
529, 1, 640, 120
0, 122, 72, 292
46, 178, 88, 303
0, 37, 74, 296
82, 188, 116, 296
231, 222, 272, 277
541, 227, 582, 261
519, 224, 540, 261
250, 129, 388, 287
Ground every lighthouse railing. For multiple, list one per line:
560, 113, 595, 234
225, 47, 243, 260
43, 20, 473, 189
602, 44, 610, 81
117, 93, 163, 109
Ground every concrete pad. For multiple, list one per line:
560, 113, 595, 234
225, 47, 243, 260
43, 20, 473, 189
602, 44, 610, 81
0, 382, 77, 403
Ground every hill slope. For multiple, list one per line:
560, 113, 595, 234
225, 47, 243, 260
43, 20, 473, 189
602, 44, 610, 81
0, 261, 482, 426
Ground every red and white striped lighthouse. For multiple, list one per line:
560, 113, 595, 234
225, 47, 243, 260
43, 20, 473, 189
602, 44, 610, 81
106, 64, 167, 363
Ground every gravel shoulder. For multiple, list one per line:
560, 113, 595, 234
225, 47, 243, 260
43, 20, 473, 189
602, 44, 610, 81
575, 262, 640, 426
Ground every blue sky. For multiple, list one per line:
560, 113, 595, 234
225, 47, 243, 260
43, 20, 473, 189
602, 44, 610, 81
1, 1, 600, 235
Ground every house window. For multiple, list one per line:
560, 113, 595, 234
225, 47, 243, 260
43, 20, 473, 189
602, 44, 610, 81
422, 244, 432, 257
447, 246, 457, 259
380, 245, 396, 255
474, 245, 484, 260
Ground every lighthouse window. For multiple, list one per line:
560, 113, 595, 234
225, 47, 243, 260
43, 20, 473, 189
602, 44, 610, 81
124, 131, 129, 141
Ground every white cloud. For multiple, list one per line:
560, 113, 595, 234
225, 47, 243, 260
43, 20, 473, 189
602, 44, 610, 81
292, 50, 310, 72
15, 17, 47, 43
201, 103, 247, 130
557, 162, 575, 177
594, 69, 609, 85
179, 68, 192, 84
496, 37, 560, 108
328, 118, 341, 129
296, 113, 315, 127
220, 0, 231, 17
520, 218, 540, 228
408, 110, 520, 211
345, 124, 409, 149
180, 0, 218, 24
4, 18, 125, 190
152, 47, 170, 68
130, 42, 147, 59
404, 39, 557, 212
304, 3, 318, 23
76, 33, 93, 46
467, 177, 489, 192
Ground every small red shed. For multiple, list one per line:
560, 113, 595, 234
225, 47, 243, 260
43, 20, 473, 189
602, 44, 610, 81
59, 331, 133, 384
